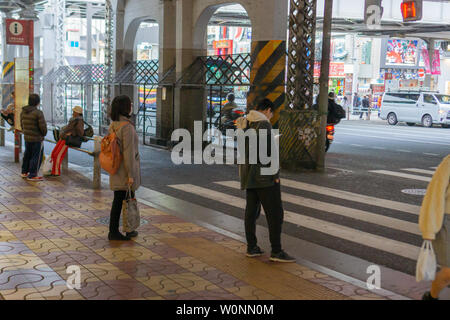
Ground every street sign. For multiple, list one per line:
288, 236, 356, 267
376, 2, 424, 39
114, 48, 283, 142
418, 68, 425, 78
6, 19, 33, 46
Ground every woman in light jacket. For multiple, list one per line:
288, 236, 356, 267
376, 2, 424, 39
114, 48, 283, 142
108, 95, 141, 241
420, 155, 450, 300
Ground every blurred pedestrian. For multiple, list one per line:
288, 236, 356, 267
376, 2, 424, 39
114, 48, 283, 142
420, 155, 450, 300
20, 94, 47, 181
107, 95, 141, 241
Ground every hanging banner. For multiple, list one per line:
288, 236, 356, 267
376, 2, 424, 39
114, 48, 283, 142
6, 19, 33, 46
314, 62, 345, 78
421, 49, 441, 75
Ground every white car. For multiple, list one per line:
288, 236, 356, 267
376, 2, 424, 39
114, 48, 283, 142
380, 91, 450, 128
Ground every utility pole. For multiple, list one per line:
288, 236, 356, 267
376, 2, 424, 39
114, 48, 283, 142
316, 0, 334, 171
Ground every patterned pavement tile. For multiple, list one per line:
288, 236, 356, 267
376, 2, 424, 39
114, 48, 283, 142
194, 269, 248, 289
64, 250, 109, 265
103, 279, 159, 299
148, 244, 189, 259
153, 223, 208, 234
0, 253, 50, 272
0, 242, 33, 255
0, 230, 18, 242
169, 256, 216, 273
166, 272, 220, 292
83, 263, 132, 281
225, 286, 278, 300
76, 281, 124, 300
136, 275, 190, 296
0, 286, 45, 300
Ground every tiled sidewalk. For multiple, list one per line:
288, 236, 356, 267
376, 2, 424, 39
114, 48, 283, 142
0, 151, 396, 300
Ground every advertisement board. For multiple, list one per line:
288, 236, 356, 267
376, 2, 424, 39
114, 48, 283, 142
381, 38, 421, 69
14, 58, 30, 131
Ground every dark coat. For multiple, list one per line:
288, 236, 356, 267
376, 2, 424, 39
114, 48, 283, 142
236, 110, 279, 190
20, 105, 47, 142
60, 116, 84, 139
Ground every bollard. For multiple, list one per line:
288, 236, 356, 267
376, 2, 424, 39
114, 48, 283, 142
93, 136, 101, 190
62, 151, 69, 174
0, 119, 4, 147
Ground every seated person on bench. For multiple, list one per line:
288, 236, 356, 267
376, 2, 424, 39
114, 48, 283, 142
1, 91, 15, 130
50, 106, 84, 176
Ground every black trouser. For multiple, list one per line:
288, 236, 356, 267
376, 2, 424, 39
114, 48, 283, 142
109, 190, 135, 234
1, 113, 14, 126
245, 182, 283, 254
22, 141, 43, 178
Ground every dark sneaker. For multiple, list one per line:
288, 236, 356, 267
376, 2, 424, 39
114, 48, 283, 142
270, 250, 296, 263
27, 176, 43, 182
126, 231, 138, 238
422, 292, 439, 300
246, 246, 264, 258
108, 232, 131, 241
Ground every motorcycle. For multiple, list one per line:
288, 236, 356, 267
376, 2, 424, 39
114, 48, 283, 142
325, 124, 335, 152
215, 108, 245, 136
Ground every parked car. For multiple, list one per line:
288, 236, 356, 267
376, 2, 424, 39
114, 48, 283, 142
379, 91, 450, 128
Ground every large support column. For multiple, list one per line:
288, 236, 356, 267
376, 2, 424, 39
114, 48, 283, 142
153, 0, 176, 145
103, 0, 115, 134
85, 2, 94, 124
174, 0, 205, 138
280, 0, 319, 170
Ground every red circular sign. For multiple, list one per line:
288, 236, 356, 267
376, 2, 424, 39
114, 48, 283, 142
418, 69, 425, 78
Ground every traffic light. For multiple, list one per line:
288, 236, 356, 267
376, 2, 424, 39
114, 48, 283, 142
401, 0, 422, 22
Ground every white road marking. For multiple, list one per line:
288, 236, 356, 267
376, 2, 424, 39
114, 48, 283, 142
397, 150, 412, 153
350, 144, 363, 147
274, 178, 420, 215
372, 147, 386, 150
370, 170, 431, 182
338, 132, 449, 146
168, 184, 420, 260
401, 168, 435, 175
423, 153, 440, 157
216, 181, 420, 235
339, 126, 450, 140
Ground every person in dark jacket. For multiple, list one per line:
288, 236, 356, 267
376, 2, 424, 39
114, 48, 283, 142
1, 91, 15, 129
328, 92, 341, 124
49, 106, 85, 176
20, 94, 47, 181
360, 95, 370, 119
236, 98, 295, 263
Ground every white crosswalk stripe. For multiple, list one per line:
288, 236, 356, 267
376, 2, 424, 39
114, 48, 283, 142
369, 170, 432, 182
401, 168, 436, 175
280, 178, 420, 215
168, 183, 421, 261
216, 181, 420, 235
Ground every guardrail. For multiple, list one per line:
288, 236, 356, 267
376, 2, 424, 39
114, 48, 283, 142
0, 124, 102, 190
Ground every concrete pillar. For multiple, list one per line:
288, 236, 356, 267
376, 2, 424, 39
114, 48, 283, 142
154, 0, 176, 145
247, 0, 288, 127
174, 0, 205, 138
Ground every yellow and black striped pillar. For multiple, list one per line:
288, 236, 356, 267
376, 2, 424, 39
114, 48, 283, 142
247, 40, 286, 128
2, 61, 15, 109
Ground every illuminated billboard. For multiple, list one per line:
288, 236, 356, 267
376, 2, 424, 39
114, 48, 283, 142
381, 38, 421, 69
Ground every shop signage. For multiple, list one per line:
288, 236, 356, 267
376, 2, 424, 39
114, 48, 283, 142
6, 19, 33, 46
314, 62, 345, 78
421, 49, 441, 75
213, 40, 233, 49
418, 68, 425, 78
385, 73, 393, 80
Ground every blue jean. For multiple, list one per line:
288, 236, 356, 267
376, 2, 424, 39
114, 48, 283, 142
22, 141, 44, 178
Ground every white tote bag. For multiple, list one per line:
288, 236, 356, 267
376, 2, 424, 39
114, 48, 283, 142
41, 156, 53, 176
416, 240, 437, 282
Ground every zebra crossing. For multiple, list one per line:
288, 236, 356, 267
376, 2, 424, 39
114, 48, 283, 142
370, 165, 438, 182
168, 176, 428, 263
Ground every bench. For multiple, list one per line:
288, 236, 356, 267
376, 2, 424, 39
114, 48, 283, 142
0, 123, 102, 189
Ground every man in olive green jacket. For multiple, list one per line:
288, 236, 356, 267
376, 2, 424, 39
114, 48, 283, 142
20, 94, 47, 181
236, 99, 295, 263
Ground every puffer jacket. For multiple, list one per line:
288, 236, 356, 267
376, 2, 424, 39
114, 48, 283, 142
236, 110, 279, 190
60, 116, 84, 139
109, 115, 141, 192
20, 105, 47, 142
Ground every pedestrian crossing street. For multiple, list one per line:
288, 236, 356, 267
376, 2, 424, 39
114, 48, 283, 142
168, 166, 439, 264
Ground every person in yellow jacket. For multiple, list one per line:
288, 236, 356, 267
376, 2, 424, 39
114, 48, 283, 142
419, 155, 450, 300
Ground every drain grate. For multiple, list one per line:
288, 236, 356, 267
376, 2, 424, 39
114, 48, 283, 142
401, 189, 427, 196
96, 216, 149, 226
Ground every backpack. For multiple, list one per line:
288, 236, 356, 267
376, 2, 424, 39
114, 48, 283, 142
99, 122, 129, 175
82, 121, 94, 142
335, 104, 346, 119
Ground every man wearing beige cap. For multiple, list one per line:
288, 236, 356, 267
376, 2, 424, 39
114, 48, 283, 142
50, 106, 84, 176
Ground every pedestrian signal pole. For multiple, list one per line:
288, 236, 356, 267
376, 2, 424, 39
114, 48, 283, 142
316, 0, 334, 172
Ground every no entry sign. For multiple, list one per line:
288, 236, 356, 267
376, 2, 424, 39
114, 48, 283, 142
6, 19, 33, 46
